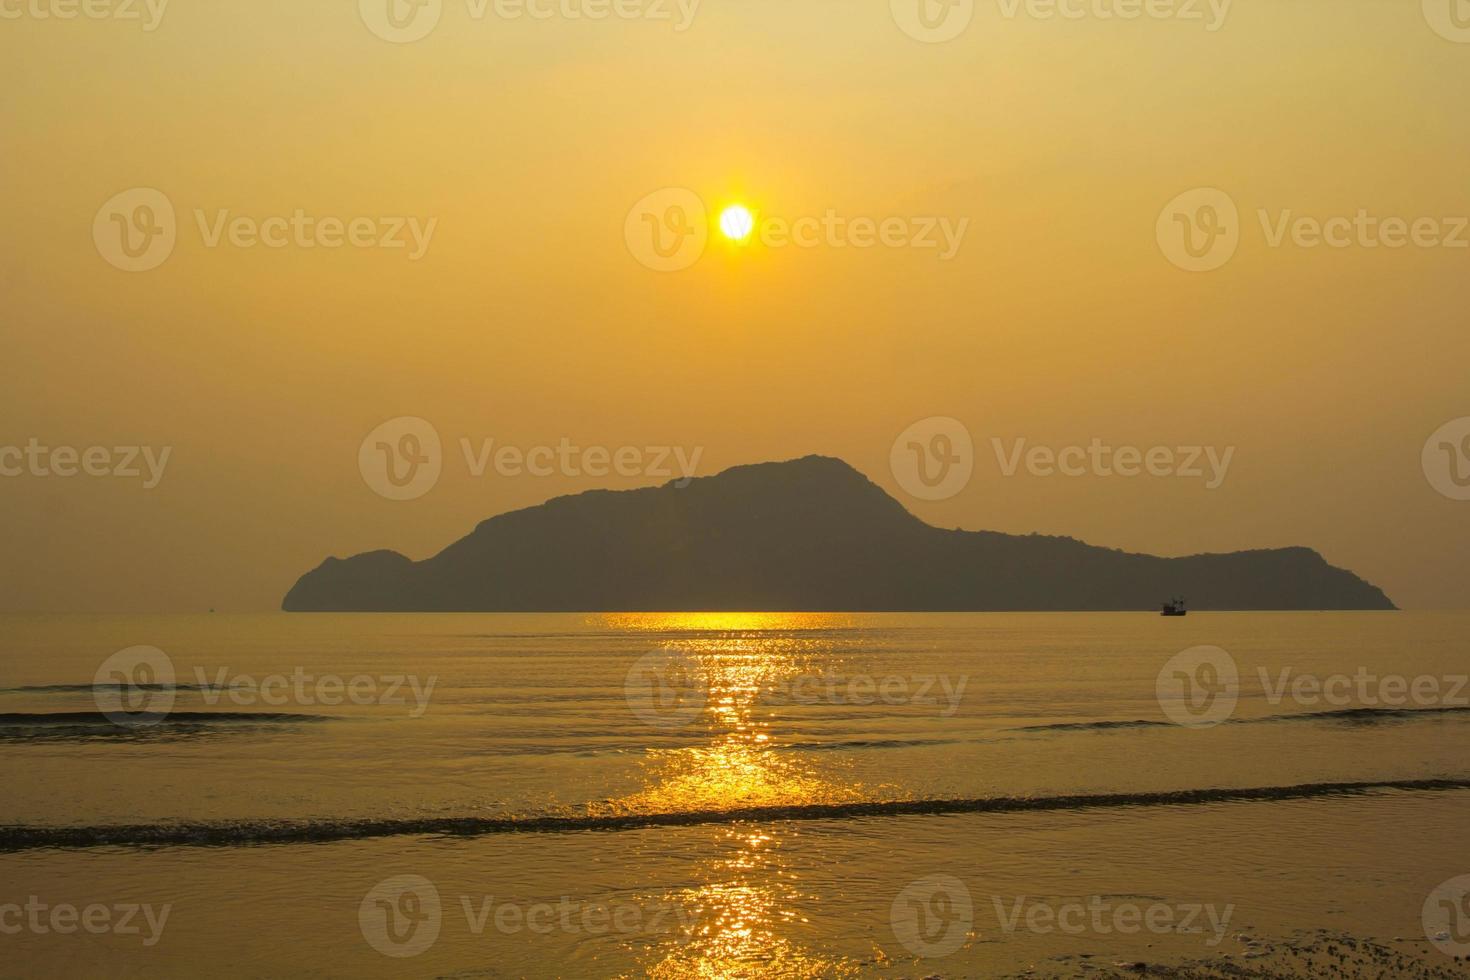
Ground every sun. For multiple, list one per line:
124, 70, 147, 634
719, 204, 755, 242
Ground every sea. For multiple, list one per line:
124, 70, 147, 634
1, 612, 1467, 977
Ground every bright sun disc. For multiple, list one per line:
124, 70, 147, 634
719, 205, 755, 242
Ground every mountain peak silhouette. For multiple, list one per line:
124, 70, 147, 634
283, 455, 1395, 612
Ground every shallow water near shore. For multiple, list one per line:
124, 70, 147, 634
1, 611, 1467, 977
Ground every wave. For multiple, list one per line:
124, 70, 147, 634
1011, 718, 1174, 733
0, 684, 231, 694
0, 711, 333, 741
1011, 704, 1470, 734
0, 711, 332, 726
776, 737, 972, 752
4, 778, 1466, 852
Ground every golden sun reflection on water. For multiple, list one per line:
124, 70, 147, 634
594, 612, 861, 634
637, 828, 867, 980
597, 613, 874, 977
594, 612, 872, 815
609, 741, 864, 816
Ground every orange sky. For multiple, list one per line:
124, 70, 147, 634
1, 0, 1468, 610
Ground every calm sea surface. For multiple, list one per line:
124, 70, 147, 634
1, 612, 1467, 977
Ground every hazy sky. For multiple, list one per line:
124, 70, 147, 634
2, 0, 1468, 611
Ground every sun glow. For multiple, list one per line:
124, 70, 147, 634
719, 204, 755, 242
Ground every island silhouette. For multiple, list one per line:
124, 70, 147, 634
283, 455, 1395, 612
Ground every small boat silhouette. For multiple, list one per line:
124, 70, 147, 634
1161, 597, 1188, 617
